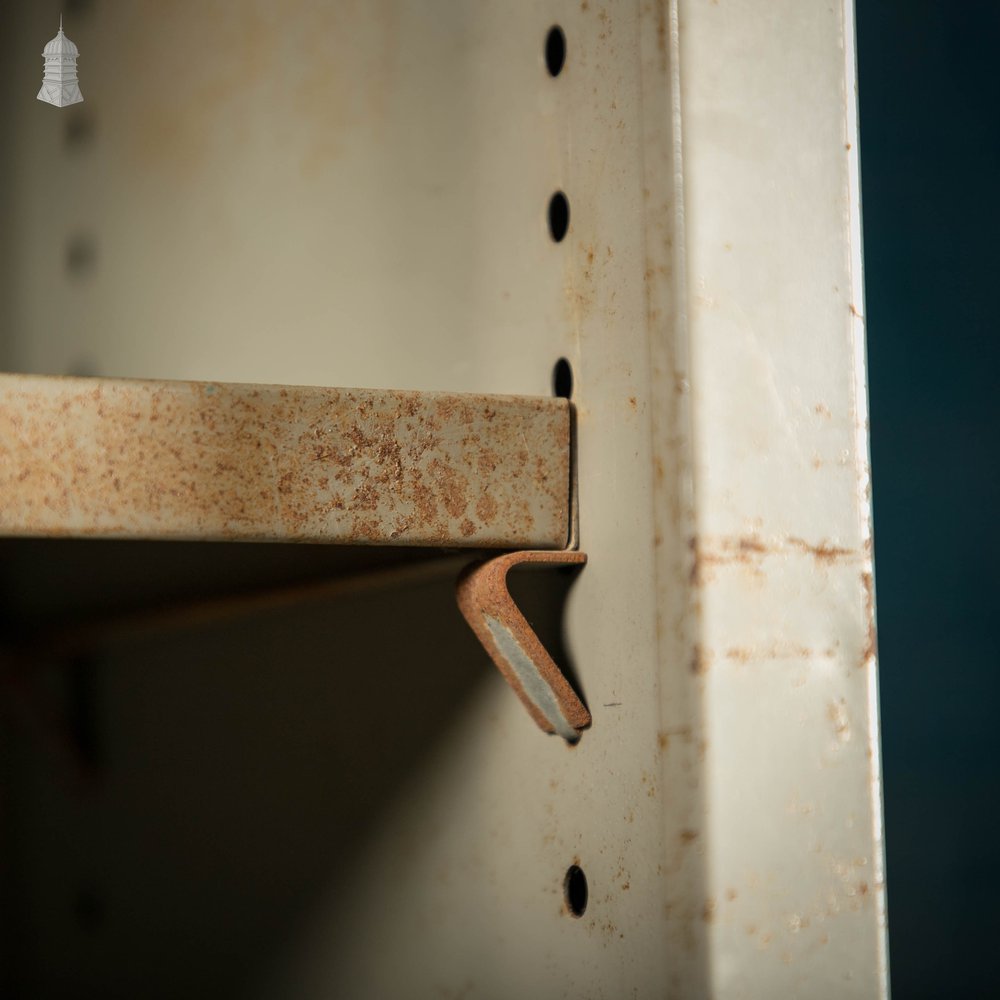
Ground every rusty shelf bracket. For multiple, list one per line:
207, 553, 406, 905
457, 550, 590, 741
1, 372, 585, 743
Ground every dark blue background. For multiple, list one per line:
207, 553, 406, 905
857, 1, 1000, 995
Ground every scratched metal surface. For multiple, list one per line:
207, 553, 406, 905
660, 0, 888, 995
0, 1, 885, 998
0, 375, 569, 548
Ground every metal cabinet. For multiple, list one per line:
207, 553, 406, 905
0, 2, 886, 997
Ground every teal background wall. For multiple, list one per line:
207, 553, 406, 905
857, 1, 1000, 995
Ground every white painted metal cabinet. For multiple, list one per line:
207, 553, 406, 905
0, 2, 886, 997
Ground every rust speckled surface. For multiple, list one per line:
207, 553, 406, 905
0, 375, 570, 547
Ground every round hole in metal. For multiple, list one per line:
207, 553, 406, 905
564, 864, 588, 917
545, 26, 566, 77
548, 191, 570, 243
553, 358, 573, 399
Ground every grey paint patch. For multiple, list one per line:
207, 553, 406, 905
484, 614, 577, 741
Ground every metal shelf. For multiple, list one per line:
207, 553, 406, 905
0, 375, 570, 548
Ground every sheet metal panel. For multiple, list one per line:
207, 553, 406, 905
672, 0, 888, 994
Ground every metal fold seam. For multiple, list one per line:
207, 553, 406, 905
841, 0, 890, 989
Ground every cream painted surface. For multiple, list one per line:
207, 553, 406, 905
3, 1, 564, 397
675, 0, 886, 996
1, 1, 884, 997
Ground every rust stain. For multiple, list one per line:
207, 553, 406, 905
723, 643, 833, 663
691, 534, 861, 581
429, 458, 469, 520
0, 376, 570, 548
688, 535, 702, 585
690, 643, 710, 675
737, 535, 768, 554
786, 536, 855, 564
861, 570, 878, 667
661, 725, 693, 745
474, 493, 498, 523
828, 698, 851, 742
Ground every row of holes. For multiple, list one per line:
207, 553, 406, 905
547, 26, 586, 919
546, 26, 574, 404
546, 26, 570, 246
